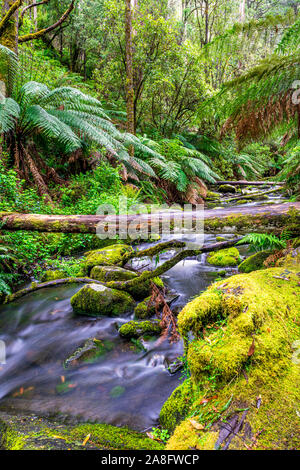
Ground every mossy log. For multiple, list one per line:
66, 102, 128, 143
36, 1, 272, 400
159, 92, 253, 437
0, 203, 299, 234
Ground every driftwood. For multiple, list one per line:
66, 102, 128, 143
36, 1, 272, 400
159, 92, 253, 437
0, 203, 299, 235
3, 238, 245, 304
213, 181, 285, 186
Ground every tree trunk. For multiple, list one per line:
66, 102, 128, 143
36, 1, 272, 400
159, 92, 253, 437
0, 203, 298, 235
125, 0, 135, 138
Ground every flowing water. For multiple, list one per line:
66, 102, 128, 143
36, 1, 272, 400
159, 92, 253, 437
0, 189, 288, 431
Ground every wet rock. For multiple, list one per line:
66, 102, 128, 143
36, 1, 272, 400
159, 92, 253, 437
119, 320, 162, 339
90, 265, 137, 282
64, 338, 114, 368
84, 244, 134, 273
164, 358, 184, 375
124, 275, 164, 300
238, 250, 271, 273
207, 247, 241, 267
70, 283, 135, 317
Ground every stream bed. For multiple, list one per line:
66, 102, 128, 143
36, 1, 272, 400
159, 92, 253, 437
0, 192, 288, 432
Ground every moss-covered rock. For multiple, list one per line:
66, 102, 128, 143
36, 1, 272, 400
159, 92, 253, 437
134, 296, 163, 319
159, 380, 194, 434
207, 247, 241, 266
84, 244, 133, 273
0, 412, 164, 450
165, 258, 300, 450
90, 265, 137, 282
64, 338, 114, 368
218, 184, 236, 193
70, 283, 135, 317
238, 250, 271, 273
119, 320, 162, 339
40, 270, 67, 282
123, 275, 164, 300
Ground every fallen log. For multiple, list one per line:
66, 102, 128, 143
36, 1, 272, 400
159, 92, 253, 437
3, 238, 245, 304
0, 203, 299, 235
213, 180, 285, 186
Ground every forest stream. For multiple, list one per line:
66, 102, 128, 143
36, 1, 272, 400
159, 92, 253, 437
0, 188, 288, 432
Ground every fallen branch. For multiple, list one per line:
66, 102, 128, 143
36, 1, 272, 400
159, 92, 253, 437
18, 1, 75, 43
4, 277, 104, 304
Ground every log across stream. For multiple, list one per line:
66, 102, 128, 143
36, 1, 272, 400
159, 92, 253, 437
0, 202, 299, 235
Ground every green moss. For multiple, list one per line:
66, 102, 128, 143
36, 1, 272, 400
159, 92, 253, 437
238, 250, 271, 273
207, 247, 241, 266
124, 275, 164, 300
110, 386, 125, 398
218, 184, 236, 193
166, 258, 300, 450
70, 283, 135, 317
40, 270, 67, 282
119, 320, 162, 339
90, 265, 137, 282
159, 380, 194, 433
84, 244, 134, 273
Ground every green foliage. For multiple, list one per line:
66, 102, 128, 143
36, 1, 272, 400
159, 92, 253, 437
151, 427, 170, 444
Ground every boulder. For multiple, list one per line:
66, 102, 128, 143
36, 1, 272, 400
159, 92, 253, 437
207, 247, 241, 267
70, 283, 135, 317
90, 265, 137, 282
84, 244, 133, 273
119, 320, 162, 339
206, 191, 221, 201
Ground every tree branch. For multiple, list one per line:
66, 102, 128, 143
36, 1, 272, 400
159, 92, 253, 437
18, 0, 75, 43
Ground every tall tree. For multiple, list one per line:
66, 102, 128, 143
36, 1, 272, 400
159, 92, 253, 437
125, 0, 135, 136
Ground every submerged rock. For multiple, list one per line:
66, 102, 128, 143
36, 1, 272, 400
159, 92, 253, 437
84, 244, 133, 273
90, 265, 137, 282
207, 247, 241, 266
238, 250, 271, 273
70, 283, 135, 317
119, 320, 162, 339
0, 412, 163, 450
41, 270, 67, 282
